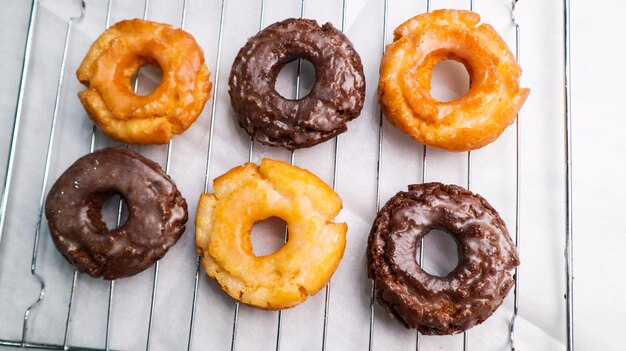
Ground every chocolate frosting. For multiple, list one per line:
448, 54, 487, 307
367, 183, 519, 335
228, 18, 365, 150
45, 148, 188, 280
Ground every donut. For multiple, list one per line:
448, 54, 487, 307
367, 183, 519, 335
378, 10, 530, 151
195, 158, 347, 309
77, 19, 212, 144
45, 148, 188, 280
229, 18, 365, 150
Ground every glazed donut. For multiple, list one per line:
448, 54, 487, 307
195, 158, 347, 309
77, 19, 211, 144
229, 18, 365, 150
367, 183, 519, 335
378, 10, 530, 151
45, 148, 188, 279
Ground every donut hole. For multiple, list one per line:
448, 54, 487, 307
275, 59, 316, 100
250, 217, 288, 257
132, 64, 163, 96
419, 228, 462, 277
99, 194, 129, 231
430, 60, 470, 102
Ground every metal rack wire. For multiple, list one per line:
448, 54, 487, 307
0, 0, 574, 350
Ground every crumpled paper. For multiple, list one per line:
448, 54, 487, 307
0, 0, 574, 350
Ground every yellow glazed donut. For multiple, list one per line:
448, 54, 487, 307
195, 159, 347, 310
77, 19, 211, 144
378, 10, 530, 151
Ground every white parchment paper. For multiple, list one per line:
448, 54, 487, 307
1, 0, 623, 350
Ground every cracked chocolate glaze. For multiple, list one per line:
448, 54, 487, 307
228, 18, 365, 150
367, 183, 519, 335
45, 148, 188, 280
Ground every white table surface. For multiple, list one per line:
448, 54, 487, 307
1, 0, 624, 350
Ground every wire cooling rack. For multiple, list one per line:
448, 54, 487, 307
0, 0, 573, 350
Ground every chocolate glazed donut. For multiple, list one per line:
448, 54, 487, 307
229, 18, 365, 150
367, 183, 520, 335
45, 148, 188, 280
